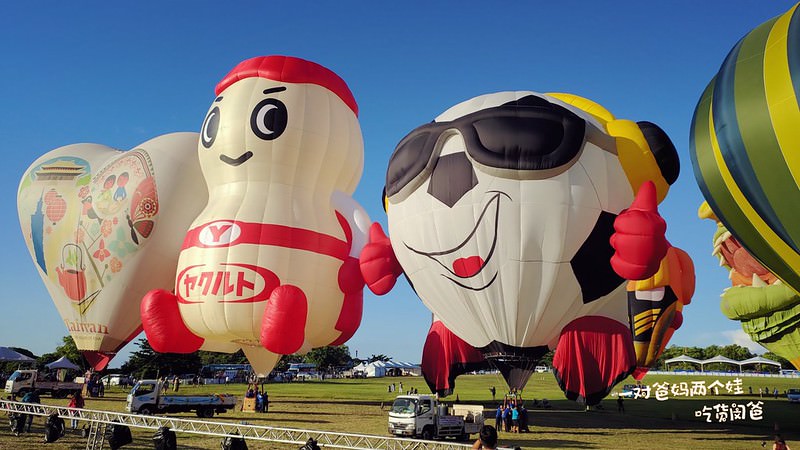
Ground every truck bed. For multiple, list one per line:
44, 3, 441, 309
159, 394, 235, 406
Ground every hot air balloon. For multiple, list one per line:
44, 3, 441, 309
627, 246, 695, 379
140, 56, 370, 376
699, 203, 800, 368
17, 133, 206, 370
689, 4, 800, 368
362, 91, 680, 404
420, 244, 696, 395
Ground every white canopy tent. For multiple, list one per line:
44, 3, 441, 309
45, 355, 81, 382
45, 356, 80, 370
354, 360, 421, 378
664, 355, 703, 369
665, 354, 782, 372
740, 356, 783, 369
701, 355, 741, 370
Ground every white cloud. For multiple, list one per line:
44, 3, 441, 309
720, 329, 769, 354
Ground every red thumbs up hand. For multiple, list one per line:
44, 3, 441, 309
359, 222, 403, 295
610, 181, 669, 280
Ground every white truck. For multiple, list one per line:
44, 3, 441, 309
4, 369, 83, 398
388, 394, 484, 441
126, 379, 236, 418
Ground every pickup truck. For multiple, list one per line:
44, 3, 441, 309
126, 379, 236, 418
4, 370, 83, 398
388, 394, 484, 441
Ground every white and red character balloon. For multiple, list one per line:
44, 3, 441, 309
362, 92, 680, 404
141, 56, 370, 374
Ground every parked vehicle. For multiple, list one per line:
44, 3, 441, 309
177, 374, 196, 384
787, 388, 800, 403
100, 374, 132, 387
126, 379, 236, 417
288, 363, 318, 380
388, 394, 484, 441
4, 370, 83, 398
534, 366, 549, 373
618, 384, 638, 398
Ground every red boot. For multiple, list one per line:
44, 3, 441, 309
260, 285, 308, 354
140, 289, 204, 353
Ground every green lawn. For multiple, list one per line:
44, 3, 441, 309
2, 372, 799, 449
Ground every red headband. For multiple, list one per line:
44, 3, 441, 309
215, 55, 358, 117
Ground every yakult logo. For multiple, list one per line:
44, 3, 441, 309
177, 262, 280, 304
198, 221, 242, 246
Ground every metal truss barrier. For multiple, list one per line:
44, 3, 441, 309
0, 399, 472, 450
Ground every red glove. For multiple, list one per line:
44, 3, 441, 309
359, 223, 403, 295
610, 181, 668, 280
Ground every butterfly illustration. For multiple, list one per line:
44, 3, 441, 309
127, 176, 157, 245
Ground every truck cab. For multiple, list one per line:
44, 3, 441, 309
388, 394, 483, 441
127, 380, 158, 413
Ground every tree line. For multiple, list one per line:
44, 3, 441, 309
3, 337, 790, 380
2, 336, 392, 380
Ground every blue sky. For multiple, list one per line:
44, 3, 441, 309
2, 1, 797, 368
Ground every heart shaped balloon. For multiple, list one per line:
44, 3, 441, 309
17, 132, 206, 370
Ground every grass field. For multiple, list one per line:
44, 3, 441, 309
2, 372, 799, 449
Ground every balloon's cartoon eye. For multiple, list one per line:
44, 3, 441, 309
250, 99, 288, 141
635, 287, 665, 302
201, 107, 220, 149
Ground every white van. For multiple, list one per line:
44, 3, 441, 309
100, 374, 132, 386
534, 366, 549, 373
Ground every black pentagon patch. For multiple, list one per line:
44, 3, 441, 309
427, 152, 478, 208
570, 211, 624, 303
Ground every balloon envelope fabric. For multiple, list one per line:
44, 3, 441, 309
690, 3, 800, 293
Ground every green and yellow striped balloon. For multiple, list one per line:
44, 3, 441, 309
691, 3, 800, 367
691, 3, 800, 293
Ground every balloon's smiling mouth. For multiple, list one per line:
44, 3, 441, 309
220, 151, 254, 166
404, 191, 508, 291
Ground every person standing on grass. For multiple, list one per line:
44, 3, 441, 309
256, 389, 264, 412
68, 391, 84, 430
21, 390, 41, 433
617, 396, 625, 413
518, 403, 529, 432
511, 403, 519, 433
